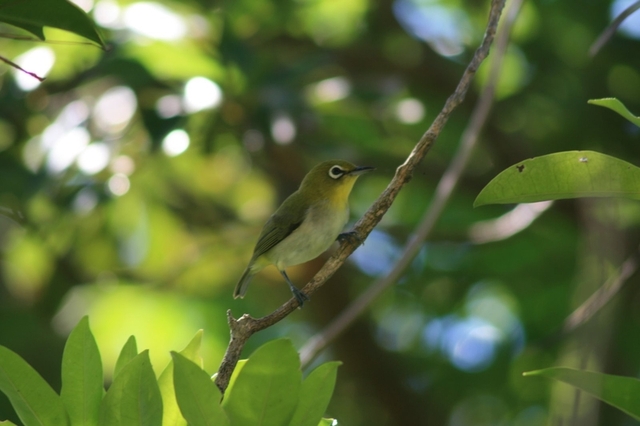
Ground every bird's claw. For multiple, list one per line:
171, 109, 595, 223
291, 287, 309, 308
337, 231, 363, 246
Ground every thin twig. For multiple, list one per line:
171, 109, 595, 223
215, 0, 507, 393
563, 250, 638, 333
300, 0, 522, 367
590, 0, 640, 57
0, 54, 45, 81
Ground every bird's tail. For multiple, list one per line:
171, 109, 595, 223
233, 266, 255, 299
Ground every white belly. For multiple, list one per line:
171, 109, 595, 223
266, 201, 348, 269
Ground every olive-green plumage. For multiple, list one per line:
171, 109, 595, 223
234, 160, 373, 305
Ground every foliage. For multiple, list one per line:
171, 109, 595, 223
524, 368, 640, 421
477, 98, 640, 422
0, 0, 639, 424
0, 317, 338, 426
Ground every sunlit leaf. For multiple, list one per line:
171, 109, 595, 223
524, 367, 640, 420
0, 0, 104, 47
61, 316, 103, 426
474, 151, 640, 206
98, 351, 162, 426
158, 330, 204, 426
114, 336, 138, 378
589, 98, 640, 127
317, 418, 337, 426
222, 339, 301, 426
289, 361, 341, 426
0, 346, 69, 426
172, 352, 229, 426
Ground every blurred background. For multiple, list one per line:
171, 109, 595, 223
1, 0, 640, 424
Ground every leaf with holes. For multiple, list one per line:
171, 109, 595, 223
474, 151, 640, 206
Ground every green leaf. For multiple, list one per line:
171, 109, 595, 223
474, 151, 640, 207
0, 421, 18, 425
0, 346, 69, 426
222, 359, 246, 398
524, 367, 640, 421
589, 98, 640, 127
61, 316, 103, 426
222, 339, 302, 426
317, 419, 337, 426
171, 352, 229, 426
98, 351, 162, 426
114, 336, 138, 378
0, 0, 104, 47
289, 362, 341, 426
158, 330, 204, 426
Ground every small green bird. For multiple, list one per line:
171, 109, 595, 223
234, 160, 374, 306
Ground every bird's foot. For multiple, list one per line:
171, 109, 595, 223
337, 231, 363, 246
291, 287, 309, 308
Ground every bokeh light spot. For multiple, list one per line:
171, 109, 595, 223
94, 86, 138, 133
77, 142, 111, 175
14, 47, 55, 91
271, 113, 296, 144
162, 129, 190, 156
183, 77, 222, 113
124, 2, 186, 41
108, 173, 131, 196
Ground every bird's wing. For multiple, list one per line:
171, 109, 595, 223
251, 192, 308, 260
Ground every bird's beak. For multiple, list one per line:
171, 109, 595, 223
348, 166, 375, 176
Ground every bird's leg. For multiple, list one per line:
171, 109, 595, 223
337, 231, 363, 245
280, 269, 309, 307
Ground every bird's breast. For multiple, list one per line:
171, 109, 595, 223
266, 200, 348, 269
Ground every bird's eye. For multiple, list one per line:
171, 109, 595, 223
328, 166, 345, 180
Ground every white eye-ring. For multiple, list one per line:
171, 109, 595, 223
328, 165, 345, 179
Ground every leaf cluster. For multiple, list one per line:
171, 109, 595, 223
0, 317, 339, 426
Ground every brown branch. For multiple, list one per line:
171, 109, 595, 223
300, 0, 522, 367
0, 54, 45, 81
214, 0, 507, 394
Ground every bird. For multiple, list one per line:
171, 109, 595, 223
234, 159, 374, 306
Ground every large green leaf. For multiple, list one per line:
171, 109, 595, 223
0, 346, 69, 426
158, 330, 204, 426
474, 151, 640, 206
98, 351, 162, 426
222, 339, 302, 426
0, 0, 104, 47
171, 352, 229, 426
113, 336, 138, 378
288, 361, 341, 426
524, 367, 640, 420
61, 316, 104, 426
589, 98, 640, 127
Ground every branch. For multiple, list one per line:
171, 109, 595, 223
300, 0, 521, 367
0, 54, 45, 81
563, 249, 639, 333
589, 0, 640, 57
215, 0, 507, 393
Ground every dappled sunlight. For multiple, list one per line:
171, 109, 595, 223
53, 284, 228, 376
